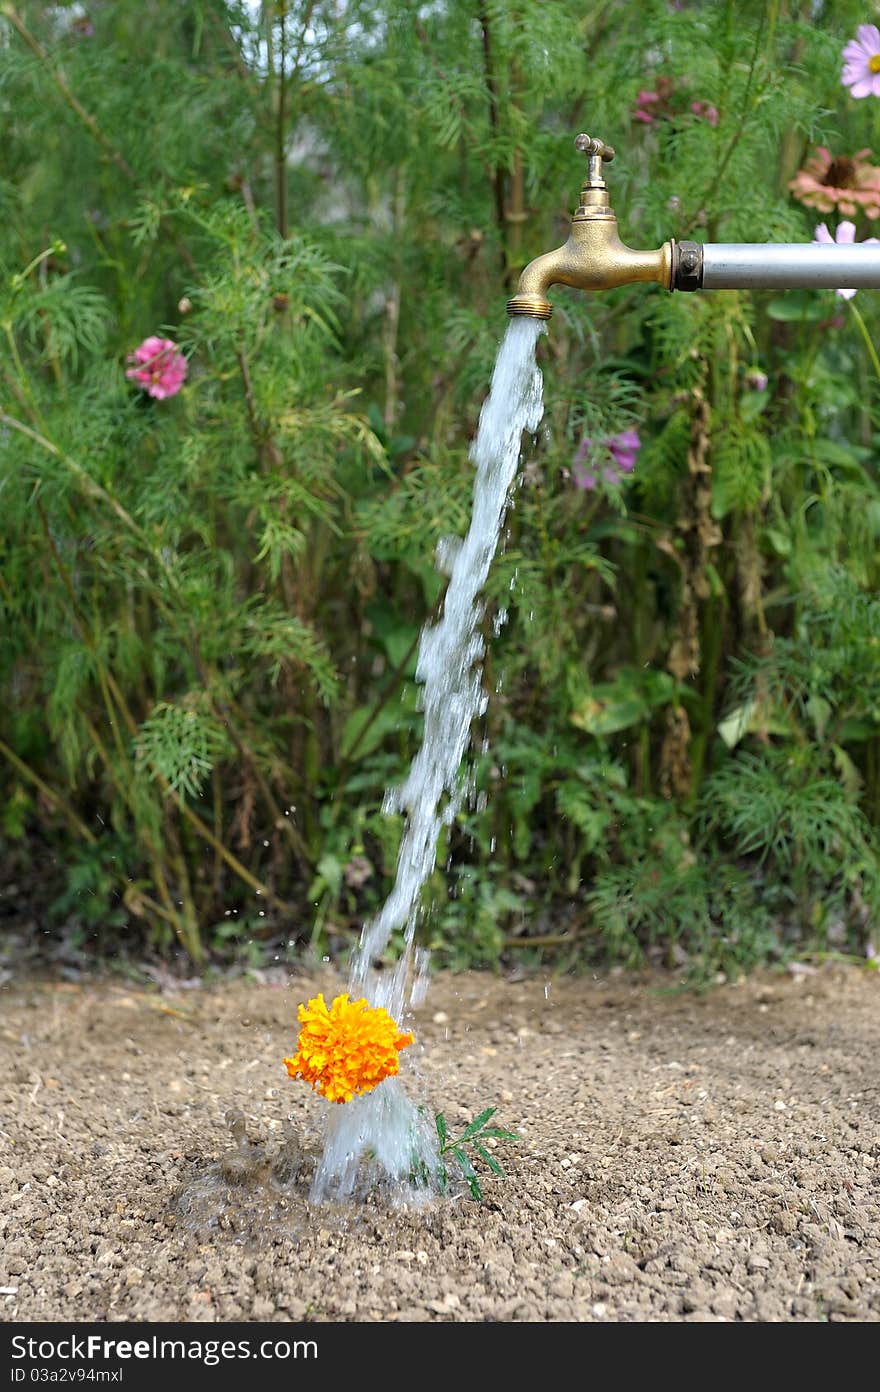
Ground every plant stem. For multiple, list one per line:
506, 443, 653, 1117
847, 299, 880, 384
0, 737, 96, 844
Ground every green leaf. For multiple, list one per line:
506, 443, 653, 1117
479, 1128, 519, 1141
435, 1112, 448, 1149
570, 671, 676, 737
832, 744, 863, 800
571, 690, 646, 736
453, 1147, 482, 1201
837, 717, 879, 742
474, 1142, 504, 1177
307, 853, 343, 901
459, 1106, 496, 1142
718, 700, 757, 750
739, 390, 768, 423
805, 695, 832, 740
133, 701, 231, 799
812, 439, 866, 472
339, 683, 419, 760
704, 562, 725, 599
453, 1146, 477, 1180
765, 294, 826, 322
364, 604, 419, 671
718, 699, 792, 749
765, 528, 791, 557
555, 782, 610, 850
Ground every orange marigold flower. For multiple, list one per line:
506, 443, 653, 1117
789, 146, 880, 220
283, 993, 414, 1104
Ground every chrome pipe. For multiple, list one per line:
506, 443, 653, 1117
701, 242, 880, 290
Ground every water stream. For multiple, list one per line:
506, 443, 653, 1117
311, 317, 545, 1202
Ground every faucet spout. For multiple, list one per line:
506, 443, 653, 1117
509, 225, 673, 319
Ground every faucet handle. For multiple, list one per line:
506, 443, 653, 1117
575, 134, 615, 163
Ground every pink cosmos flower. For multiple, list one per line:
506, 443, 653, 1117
814, 220, 880, 299
842, 24, 880, 98
633, 90, 661, 125
632, 77, 676, 125
789, 147, 880, 219
126, 336, 188, 399
574, 429, 641, 490
632, 77, 718, 128
690, 100, 719, 127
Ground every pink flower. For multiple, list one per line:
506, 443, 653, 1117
126, 336, 188, 399
632, 77, 676, 126
574, 429, 641, 490
690, 100, 719, 127
574, 469, 598, 489
744, 368, 768, 392
814, 220, 880, 299
633, 77, 718, 129
790, 147, 880, 219
842, 24, 880, 97
633, 90, 661, 125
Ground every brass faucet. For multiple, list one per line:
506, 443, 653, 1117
507, 135, 673, 320
508, 133, 880, 318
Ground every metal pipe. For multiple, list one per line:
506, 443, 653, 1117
701, 242, 880, 290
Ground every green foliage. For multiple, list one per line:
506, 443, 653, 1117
135, 701, 231, 799
2, 0, 880, 974
586, 851, 778, 979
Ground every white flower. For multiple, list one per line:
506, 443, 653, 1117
814, 220, 879, 299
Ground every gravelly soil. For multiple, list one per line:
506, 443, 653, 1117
1, 963, 878, 1323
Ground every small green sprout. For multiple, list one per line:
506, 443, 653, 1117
435, 1106, 519, 1202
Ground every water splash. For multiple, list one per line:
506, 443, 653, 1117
311, 317, 545, 1202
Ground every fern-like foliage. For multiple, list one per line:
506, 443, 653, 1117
3, 0, 880, 967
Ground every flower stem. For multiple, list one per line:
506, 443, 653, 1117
847, 299, 880, 384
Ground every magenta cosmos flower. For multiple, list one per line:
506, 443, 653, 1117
814, 220, 880, 299
632, 77, 718, 128
842, 25, 880, 97
789, 146, 880, 219
632, 77, 677, 125
126, 336, 188, 399
690, 100, 719, 127
574, 429, 641, 490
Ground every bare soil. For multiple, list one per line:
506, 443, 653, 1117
1, 963, 878, 1323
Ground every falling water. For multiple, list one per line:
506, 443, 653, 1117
311, 317, 545, 1202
